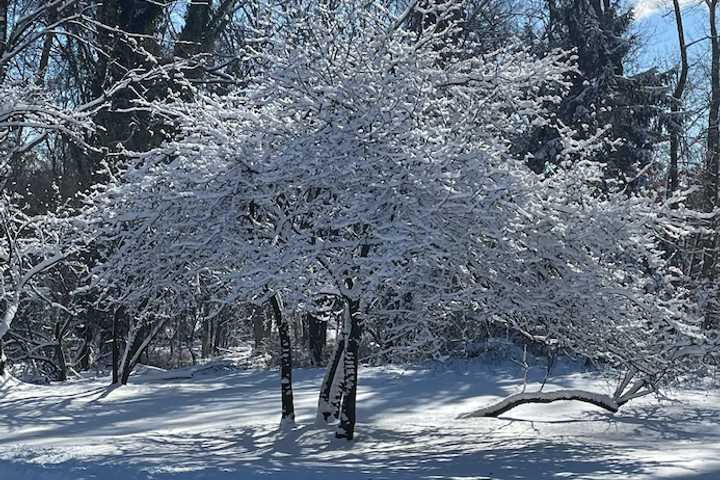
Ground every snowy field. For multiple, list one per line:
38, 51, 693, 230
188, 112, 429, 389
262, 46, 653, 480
1, 360, 719, 480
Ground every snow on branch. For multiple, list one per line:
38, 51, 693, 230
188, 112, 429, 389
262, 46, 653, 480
458, 389, 620, 418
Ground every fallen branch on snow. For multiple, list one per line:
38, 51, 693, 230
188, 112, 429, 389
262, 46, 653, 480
457, 389, 620, 418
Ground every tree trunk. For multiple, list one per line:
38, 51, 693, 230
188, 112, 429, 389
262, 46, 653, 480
0, 338, 6, 377
187, 318, 198, 366
201, 317, 214, 358
112, 308, 121, 384
119, 324, 144, 385
174, 0, 212, 59
119, 317, 166, 385
270, 294, 295, 426
55, 322, 67, 382
35, 3, 57, 85
78, 320, 95, 371
705, 0, 720, 329
317, 315, 346, 424
305, 312, 326, 366
668, 0, 689, 197
336, 297, 361, 440
0, 0, 8, 80
213, 317, 227, 354
253, 307, 272, 354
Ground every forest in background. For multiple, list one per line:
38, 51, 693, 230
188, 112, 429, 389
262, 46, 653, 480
1, 0, 719, 440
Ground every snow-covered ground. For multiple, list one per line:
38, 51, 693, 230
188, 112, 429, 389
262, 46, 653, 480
1, 359, 719, 479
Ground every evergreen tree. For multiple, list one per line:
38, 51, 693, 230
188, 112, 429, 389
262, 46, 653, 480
525, 0, 672, 188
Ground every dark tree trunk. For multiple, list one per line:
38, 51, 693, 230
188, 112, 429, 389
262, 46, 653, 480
708, 1, 720, 208
35, 3, 58, 84
667, 0, 689, 197
201, 317, 214, 358
78, 320, 95, 371
187, 318, 198, 365
317, 316, 346, 424
705, 0, 720, 329
270, 294, 295, 426
119, 355, 133, 385
213, 318, 226, 354
174, 0, 212, 59
336, 297, 361, 440
55, 322, 67, 382
0, 0, 8, 81
0, 338, 6, 377
112, 309, 121, 384
305, 312, 326, 366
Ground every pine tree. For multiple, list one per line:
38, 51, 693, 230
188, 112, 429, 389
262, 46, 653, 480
525, 0, 672, 188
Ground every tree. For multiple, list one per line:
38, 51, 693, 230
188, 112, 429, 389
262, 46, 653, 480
668, 0, 690, 197
84, 1, 600, 438
703, 0, 720, 330
458, 164, 708, 418
0, 194, 70, 377
525, 0, 672, 187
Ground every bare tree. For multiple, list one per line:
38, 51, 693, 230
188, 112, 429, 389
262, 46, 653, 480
668, 0, 690, 196
704, 0, 720, 329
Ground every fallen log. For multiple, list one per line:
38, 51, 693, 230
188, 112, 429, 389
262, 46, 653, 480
457, 389, 620, 418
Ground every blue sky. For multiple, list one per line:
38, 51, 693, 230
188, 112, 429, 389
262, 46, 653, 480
632, 0, 696, 19
631, 0, 709, 70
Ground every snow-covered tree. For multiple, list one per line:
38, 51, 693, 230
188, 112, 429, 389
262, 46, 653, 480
84, 0, 711, 438
0, 193, 72, 377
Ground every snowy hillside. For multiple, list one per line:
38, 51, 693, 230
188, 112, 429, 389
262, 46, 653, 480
1, 360, 718, 479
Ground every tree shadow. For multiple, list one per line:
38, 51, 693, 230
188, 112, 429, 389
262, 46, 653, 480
0, 364, 509, 443
586, 404, 720, 441
1, 364, 718, 479
2, 423, 701, 479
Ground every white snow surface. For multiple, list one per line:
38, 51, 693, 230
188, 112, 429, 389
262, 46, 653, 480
1, 360, 719, 479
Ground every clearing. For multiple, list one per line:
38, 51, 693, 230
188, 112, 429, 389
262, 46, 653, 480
1, 359, 718, 479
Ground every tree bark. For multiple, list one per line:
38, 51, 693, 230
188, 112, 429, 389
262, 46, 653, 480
270, 294, 295, 426
705, 0, 720, 329
77, 320, 95, 371
201, 316, 214, 358
336, 297, 361, 440
668, 0, 689, 197
0, 338, 6, 377
35, 3, 57, 85
0, 0, 8, 80
317, 314, 346, 424
112, 308, 121, 384
174, 0, 211, 59
118, 323, 140, 385
457, 389, 621, 418
305, 312, 326, 366
54, 321, 67, 382
119, 317, 166, 385
706, 0, 720, 220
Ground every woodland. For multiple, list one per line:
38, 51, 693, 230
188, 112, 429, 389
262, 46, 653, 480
1, 2, 720, 476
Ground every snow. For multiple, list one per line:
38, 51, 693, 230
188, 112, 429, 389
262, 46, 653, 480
0, 373, 20, 391
1, 360, 719, 479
